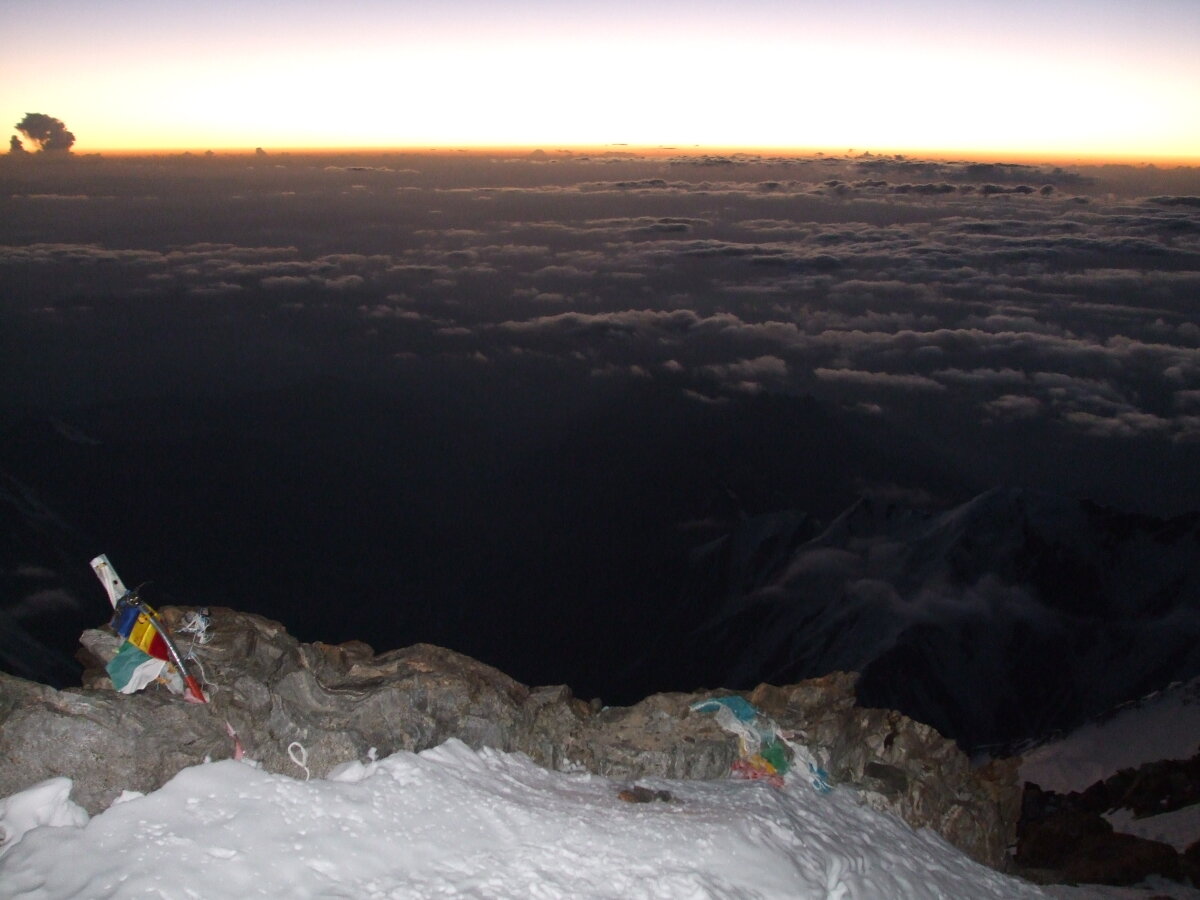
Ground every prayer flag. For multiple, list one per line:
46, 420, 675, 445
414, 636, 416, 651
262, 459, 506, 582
106, 640, 167, 693
106, 602, 170, 693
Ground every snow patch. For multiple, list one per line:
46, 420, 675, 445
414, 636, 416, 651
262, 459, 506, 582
0, 777, 89, 859
1020, 678, 1200, 794
0, 738, 1050, 899
1104, 805, 1200, 853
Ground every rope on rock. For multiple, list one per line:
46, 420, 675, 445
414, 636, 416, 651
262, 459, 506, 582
288, 741, 310, 782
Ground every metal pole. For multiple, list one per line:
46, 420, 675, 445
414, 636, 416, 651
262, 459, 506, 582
142, 607, 207, 703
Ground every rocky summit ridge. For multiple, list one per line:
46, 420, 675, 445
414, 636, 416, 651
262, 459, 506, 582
0, 606, 1019, 870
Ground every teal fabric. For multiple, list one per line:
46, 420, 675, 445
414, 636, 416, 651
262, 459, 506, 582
689, 695, 759, 722
106, 640, 158, 691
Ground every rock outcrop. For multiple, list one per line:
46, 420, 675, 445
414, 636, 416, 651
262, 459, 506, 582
1016, 750, 1200, 887
0, 607, 1020, 869
1016, 806, 1182, 886
749, 680, 1023, 870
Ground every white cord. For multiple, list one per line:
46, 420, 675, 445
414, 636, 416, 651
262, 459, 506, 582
178, 609, 212, 644
288, 742, 311, 782
178, 609, 213, 687
186, 647, 210, 687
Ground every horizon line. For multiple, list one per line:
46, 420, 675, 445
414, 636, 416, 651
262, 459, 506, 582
12, 144, 1200, 168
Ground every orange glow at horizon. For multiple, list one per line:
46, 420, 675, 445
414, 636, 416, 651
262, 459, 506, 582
76, 143, 1200, 169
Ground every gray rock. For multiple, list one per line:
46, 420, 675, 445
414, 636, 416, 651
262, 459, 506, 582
749, 676, 1022, 869
0, 679, 231, 813
0, 607, 1022, 871
553, 692, 737, 781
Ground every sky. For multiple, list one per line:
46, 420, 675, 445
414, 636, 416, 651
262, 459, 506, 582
0, 736, 1171, 899
3, 0, 1200, 158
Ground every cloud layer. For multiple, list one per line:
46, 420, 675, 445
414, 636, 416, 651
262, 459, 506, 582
3, 151, 1198, 521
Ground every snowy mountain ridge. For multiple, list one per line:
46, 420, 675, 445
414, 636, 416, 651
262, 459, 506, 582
1020, 675, 1200, 795
656, 487, 1200, 753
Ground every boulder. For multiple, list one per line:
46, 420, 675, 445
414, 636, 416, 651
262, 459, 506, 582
549, 691, 736, 782
0, 607, 1022, 870
1102, 754, 1200, 818
1016, 749, 1200, 887
0, 675, 235, 813
1016, 808, 1114, 869
1183, 838, 1200, 884
1062, 833, 1182, 886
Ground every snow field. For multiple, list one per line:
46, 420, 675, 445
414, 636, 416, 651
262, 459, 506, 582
1020, 678, 1200, 795
0, 738, 1050, 899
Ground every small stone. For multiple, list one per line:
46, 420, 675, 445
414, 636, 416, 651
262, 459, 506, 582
617, 785, 674, 803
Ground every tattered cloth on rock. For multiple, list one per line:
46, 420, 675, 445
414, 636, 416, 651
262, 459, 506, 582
106, 597, 173, 694
691, 695, 831, 793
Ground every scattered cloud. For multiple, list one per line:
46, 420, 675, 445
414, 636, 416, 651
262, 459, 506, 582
983, 394, 1043, 421
814, 368, 947, 392
3, 152, 1199, 512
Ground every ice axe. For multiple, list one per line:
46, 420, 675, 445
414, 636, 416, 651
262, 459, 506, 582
90, 554, 207, 703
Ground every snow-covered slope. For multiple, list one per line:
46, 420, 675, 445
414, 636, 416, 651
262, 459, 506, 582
1019, 678, 1200, 876
0, 738, 1050, 899
658, 488, 1200, 752
1020, 677, 1200, 794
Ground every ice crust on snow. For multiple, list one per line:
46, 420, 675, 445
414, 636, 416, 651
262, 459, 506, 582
0, 738, 1050, 899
